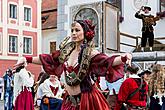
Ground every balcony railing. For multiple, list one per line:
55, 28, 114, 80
119, 32, 165, 52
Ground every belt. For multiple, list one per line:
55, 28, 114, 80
127, 104, 146, 110
21, 86, 31, 92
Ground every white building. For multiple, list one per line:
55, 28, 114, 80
57, 0, 165, 53
55, 0, 165, 68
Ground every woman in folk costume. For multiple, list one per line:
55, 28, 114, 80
13, 57, 34, 110
37, 74, 63, 110
25, 19, 132, 110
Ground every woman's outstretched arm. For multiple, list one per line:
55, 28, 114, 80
90, 50, 132, 67
112, 53, 132, 66
26, 56, 42, 65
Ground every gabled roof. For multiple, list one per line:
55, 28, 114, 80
42, 0, 57, 30
42, 0, 57, 12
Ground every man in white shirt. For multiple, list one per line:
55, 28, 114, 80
37, 74, 63, 110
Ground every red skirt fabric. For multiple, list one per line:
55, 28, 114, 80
61, 85, 110, 110
14, 87, 34, 110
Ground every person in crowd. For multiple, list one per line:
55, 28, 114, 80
148, 64, 165, 110
34, 71, 50, 109
149, 96, 162, 110
0, 77, 4, 100
138, 70, 151, 84
38, 71, 50, 86
99, 77, 124, 110
33, 72, 48, 101
36, 74, 63, 110
115, 62, 148, 110
138, 70, 152, 109
24, 19, 132, 110
135, 6, 159, 51
3, 68, 14, 110
161, 96, 165, 110
12, 57, 35, 110
107, 78, 124, 110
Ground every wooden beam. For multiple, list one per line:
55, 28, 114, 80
107, 51, 165, 62
132, 51, 165, 61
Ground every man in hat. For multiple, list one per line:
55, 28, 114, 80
138, 70, 152, 83
115, 62, 148, 110
135, 6, 157, 51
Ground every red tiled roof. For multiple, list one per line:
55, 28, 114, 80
42, 0, 57, 12
42, 11, 57, 30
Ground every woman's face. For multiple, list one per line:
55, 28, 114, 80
143, 73, 151, 81
71, 22, 84, 42
49, 75, 57, 81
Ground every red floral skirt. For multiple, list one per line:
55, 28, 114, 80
61, 85, 110, 110
14, 87, 34, 110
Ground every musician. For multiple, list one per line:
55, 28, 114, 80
135, 6, 157, 51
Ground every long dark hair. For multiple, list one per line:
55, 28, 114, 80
38, 72, 50, 85
16, 65, 25, 73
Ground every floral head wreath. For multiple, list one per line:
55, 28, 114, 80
76, 20, 95, 41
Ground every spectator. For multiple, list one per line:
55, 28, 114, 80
13, 57, 34, 110
0, 77, 4, 100
115, 62, 148, 110
3, 68, 14, 110
37, 74, 63, 110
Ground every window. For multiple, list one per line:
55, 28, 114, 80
107, 0, 122, 14
9, 35, 18, 53
10, 4, 17, 19
160, 0, 165, 12
50, 41, 56, 53
24, 7, 31, 21
23, 37, 32, 54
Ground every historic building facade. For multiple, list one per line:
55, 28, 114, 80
57, 0, 165, 52
41, 0, 58, 54
0, 0, 42, 78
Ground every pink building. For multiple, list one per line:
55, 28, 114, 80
0, 0, 42, 80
